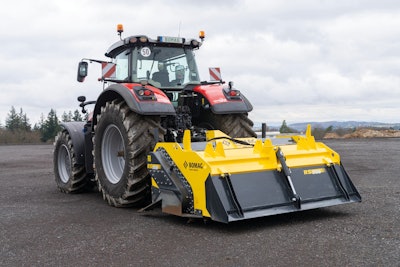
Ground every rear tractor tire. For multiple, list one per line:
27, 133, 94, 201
94, 99, 164, 207
53, 130, 89, 193
201, 112, 257, 138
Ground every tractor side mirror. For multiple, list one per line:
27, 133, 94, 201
77, 61, 88, 82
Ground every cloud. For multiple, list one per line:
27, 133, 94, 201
0, 0, 400, 126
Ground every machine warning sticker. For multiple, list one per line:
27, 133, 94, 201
140, 47, 151, 57
304, 168, 326, 175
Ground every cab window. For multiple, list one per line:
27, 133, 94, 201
115, 51, 129, 80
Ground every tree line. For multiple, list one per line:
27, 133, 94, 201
265, 119, 354, 139
1, 107, 352, 145
0, 106, 86, 144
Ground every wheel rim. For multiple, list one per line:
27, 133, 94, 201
58, 144, 71, 183
101, 124, 125, 184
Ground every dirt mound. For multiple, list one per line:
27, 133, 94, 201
324, 128, 400, 139
324, 132, 341, 139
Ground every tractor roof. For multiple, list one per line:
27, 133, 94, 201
105, 35, 202, 58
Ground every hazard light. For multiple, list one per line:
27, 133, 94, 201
117, 24, 124, 34
223, 88, 241, 100
229, 90, 239, 97
199, 31, 205, 41
138, 89, 153, 96
223, 81, 241, 100
117, 24, 124, 39
134, 85, 156, 101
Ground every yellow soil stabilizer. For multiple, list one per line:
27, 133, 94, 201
146, 125, 361, 223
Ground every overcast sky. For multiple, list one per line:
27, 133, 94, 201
1, 0, 400, 126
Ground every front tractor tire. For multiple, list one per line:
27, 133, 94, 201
94, 99, 164, 207
53, 131, 88, 193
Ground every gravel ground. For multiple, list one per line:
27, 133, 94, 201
0, 139, 399, 266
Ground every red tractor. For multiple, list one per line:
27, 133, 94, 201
54, 26, 360, 223
54, 26, 256, 207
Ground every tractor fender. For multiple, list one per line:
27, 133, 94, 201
92, 83, 175, 126
193, 84, 253, 114
60, 121, 86, 165
211, 94, 253, 114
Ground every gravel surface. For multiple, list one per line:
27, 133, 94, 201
1, 139, 399, 266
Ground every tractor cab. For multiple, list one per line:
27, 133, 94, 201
111, 44, 201, 89
77, 25, 204, 92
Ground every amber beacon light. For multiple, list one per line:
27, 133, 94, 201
199, 30, 205, 41
117, 24, 124, 34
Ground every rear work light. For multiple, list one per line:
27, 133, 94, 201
129, 36, 148, 44
139, 36, 148, 43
